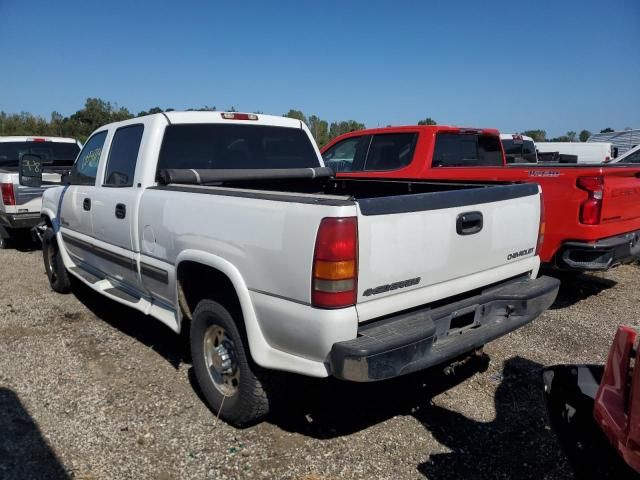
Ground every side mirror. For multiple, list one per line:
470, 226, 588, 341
19, 154, 43, 187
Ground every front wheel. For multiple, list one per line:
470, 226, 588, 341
42, 228, 71, 293
190, 299, 270, 426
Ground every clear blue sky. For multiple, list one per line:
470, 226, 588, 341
1, 0, 638, 137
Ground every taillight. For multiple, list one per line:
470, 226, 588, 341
0, 183, 15, 206
536, 189, 545, 255
221, 112, 258, 121
577, 176, 604, 225
312, 217, 358, 308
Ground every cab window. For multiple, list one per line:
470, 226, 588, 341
104, 125, 144, 187
70, 131, 107, 185
363, 133, 417, 171
433, 133, 503, 167
322, 137, 365, 172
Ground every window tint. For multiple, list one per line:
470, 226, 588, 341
502, 139, 537, 163
433, 133, 503, 167
0, 142, 79, 168
322, 137, 362, 172
157, 124, 319, 171
622, 149, 640, 163
364, 133, 417, 171
70, 132, 107, 185
104, 125, 144, 186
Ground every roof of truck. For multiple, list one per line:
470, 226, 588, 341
151, 111, 304, 128
321, 125, 501, 150
0, 136, 79, 143
500, 133, 534, 142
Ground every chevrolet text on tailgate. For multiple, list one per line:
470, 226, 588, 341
323, 126, 640, 272
35, 112, 559, 426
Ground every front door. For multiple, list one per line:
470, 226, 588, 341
60, 131, 108, 265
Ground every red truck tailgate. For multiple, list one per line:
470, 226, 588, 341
601, 167, 640, 224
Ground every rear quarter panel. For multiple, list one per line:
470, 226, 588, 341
138, 187, 356, 304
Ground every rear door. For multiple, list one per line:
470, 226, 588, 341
91, 124, 145, 290
60, 132, 107, 264
354, 183, 542, 321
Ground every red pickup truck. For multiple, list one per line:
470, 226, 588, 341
321, 126, 640, 271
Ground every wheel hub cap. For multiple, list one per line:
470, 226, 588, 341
203, 325, 240, 397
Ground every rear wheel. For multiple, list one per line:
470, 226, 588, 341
42, 228, 71, 293
190, 299, 270, 426
0, 233, 11, 249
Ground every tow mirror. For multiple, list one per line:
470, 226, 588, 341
19, 154, 43, 187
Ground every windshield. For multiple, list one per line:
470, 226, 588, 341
502, 139, 538, 163
158, 124, 319, 170
0, 141, 80, 168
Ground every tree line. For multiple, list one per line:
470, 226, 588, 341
0, 97, 618, 147
0, 98, 370, 147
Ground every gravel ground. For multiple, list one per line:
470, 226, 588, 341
1, 242, 639, 480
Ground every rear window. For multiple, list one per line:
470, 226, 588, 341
157, 124, 319, 171
432, 133, 503, 167
0, 141, 80, 168
502, 139, 537, 163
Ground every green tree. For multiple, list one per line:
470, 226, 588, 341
600, 127, 614, 133
283, 109, 308, 125
579, 129, 592, 142
308, 115, 329, 147
328, 120, 365, 140
566, 131, 577, 142
522, 130, 546, 142
417, 117, 437, 125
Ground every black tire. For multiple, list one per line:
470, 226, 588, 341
42, 228, 71, 293
0, 234, 11, 249
190, 299, 270, 426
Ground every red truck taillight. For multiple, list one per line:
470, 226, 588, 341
312, 217, 358, 309
0, 183, 15, 206
577, 176, 604, 225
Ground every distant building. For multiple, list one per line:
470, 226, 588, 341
588, 130, 640, 157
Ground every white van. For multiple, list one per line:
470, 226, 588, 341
535, 142, 613, 164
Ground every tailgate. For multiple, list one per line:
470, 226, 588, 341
355, 183, 541, 322
12, 172, 61, 213
601, 167, 640, 224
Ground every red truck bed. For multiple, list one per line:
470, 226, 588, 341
322, 126, 640, 271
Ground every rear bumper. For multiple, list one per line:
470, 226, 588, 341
329, 275, 560, 382
0, 212, 41, 230
556, 229, 640, 271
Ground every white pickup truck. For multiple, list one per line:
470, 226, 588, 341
34, 111, 559, 425
0, 136, 81, 248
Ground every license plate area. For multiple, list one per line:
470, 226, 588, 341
434, 304, 480, 340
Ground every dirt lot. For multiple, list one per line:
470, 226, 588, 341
1, 242, 638, 480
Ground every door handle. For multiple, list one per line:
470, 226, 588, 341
83, 198, 91, 211
456, 211, 483, 235
115, 203, 126, 219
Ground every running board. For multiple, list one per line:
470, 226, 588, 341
104, 287, 141, 303
66, 263, 180, 333
69, 266, 102, 284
